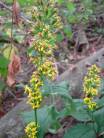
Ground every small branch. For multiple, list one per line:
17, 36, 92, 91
0, 1, 32, 24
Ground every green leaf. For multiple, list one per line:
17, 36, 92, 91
70, 99, 91, 122
66, 2, 76, 14
2, 44, 18, 60
42, 80, 72, 101
48, 105, 61, 134
56, 33, 64, 42
64, 25, 72, 39
0, 80, 5, 92
0, 54, 9, 77
57, 0, 63, 4
60, 99, 91, 122
64, 124, 96, 138
94, 107, 104, 134
0, 54, 9, 68
21, 106, 54, 138
0, 68, 8, 78
99, 78, 104, 94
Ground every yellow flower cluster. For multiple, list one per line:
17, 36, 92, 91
33, 39, 52, 56
25, 72, 43, 109
38, 60, 57, 80
53, 13, 63, 29
30, 71, 43, 89
83, 64, 101, 110
84, 97, 97, 110
38, 25, 53, 39
25, 122, 39, 138
32, 0, 63, 30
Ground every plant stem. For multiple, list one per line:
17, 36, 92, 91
87, 110, 97, 134
91, 111, 97, 134
34, 109, 38, 138
34, 109, 38, 125
9, 0, 14, 59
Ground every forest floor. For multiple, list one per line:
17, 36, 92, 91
0, 1, 104, 138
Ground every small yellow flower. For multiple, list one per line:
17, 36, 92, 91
84, 97, 92, 104
38, 60, 57, 80
91, 88, 98, 96
25, 122, 39, 138
27, 91, 42, 109
25, 85, 32, 94
88, 102, 97, 111
33, 39, 53, 57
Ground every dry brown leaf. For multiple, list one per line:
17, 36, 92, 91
7, 54, 21, 87
13, 0, 20, 25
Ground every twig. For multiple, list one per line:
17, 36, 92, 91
0, 1, 32, 24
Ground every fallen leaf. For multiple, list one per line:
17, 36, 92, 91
7, 55, 21, 87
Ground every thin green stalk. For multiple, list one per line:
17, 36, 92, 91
34, 109, 38, 138
87, 109, 97, 134
9, 0, 14, 59
34, 109, 38, 125
90, 111, 97, 134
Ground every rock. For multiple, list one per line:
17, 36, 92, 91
57, 47, 104, 96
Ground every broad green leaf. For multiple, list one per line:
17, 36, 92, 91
60, 99, 91, 122
96, 97, 104, 107
42, 80, 73, 102
48, 105, 61, 134
21, 106, 54, 138
70, 99, 91, 121
64, 124, 96, 138
94, 107, 104, 134
22, 104, 66, 137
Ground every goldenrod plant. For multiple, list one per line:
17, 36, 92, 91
64, 65, 104, 138
24, 0, 63, 137
20, 1, 104, 138
83, 64, 101, 110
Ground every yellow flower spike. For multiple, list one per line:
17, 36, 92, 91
27, 91, 42, 109
30, 71, 43, 88
28, 91, 42, 109
83, 64, 101, 110
25, 122, 39, 138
